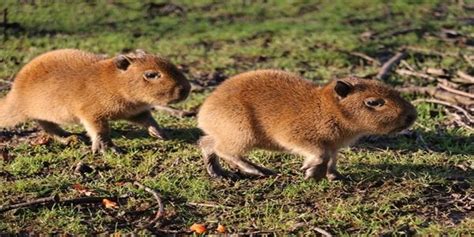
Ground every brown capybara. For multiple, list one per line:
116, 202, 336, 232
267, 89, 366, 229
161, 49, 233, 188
0, 49, 190, 154
197, 70, 416, 180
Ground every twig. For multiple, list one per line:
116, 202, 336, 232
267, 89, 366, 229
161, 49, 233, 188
412, 99, 473, 124
398, 86, 472, 106
437, 78, 462, 89
313, 227, 333, 237
438, 84, 474, 99
0, 194, 60, 213
347, 51, 380, 66
396, 69, 436, 82
187, 202, 232, 209
133, 181, 164, 229
376, 51, 407, 80
456, 71, 474, 84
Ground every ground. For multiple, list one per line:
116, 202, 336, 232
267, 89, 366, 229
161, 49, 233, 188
0, 0, 472, 235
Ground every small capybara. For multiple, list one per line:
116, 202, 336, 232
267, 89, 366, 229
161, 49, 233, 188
198, 70, 416, 180
0, 49, 190, 153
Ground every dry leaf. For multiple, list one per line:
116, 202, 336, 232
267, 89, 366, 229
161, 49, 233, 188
30, 135, 51, 145
217, 224, 226, 233
102, 198, 118, 209
72, 183, 94, 196
190, 223, 206, 234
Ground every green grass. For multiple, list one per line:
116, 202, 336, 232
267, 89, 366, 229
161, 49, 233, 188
0, 0, 473, 235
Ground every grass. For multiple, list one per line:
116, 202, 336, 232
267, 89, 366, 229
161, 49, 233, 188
0, 0, 473, 235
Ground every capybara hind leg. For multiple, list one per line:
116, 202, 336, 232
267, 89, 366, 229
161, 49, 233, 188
36, 120, 82, 145
235, 157, 275, 176
214, 145, 274, 177
37, 120, 70, 137
127, 111, 166, 139
199, 135, 238, 179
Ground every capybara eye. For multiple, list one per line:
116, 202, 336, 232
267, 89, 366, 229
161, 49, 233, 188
143, 71, 161, 80
364, 98, 385, 108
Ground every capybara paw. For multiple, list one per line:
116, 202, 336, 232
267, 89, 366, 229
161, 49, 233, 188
326, 170, 347, 181
148, 126, 167, 140
304, 165, 327, 181
92, 141, 124, 155
207, 166, 239, 180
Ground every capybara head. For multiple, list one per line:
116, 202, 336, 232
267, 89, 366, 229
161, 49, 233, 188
325, 77, 417, 135
113, 50, 191, 105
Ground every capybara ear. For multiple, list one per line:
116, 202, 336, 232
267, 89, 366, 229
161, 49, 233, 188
334, 80, 353, 98
114, 55, 132, 71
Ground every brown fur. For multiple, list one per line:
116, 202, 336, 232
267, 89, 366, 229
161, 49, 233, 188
197, 70, 416, 180
0, 49, 191, 153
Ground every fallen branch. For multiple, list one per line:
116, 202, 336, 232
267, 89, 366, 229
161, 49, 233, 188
133, 181, 164, 229
412, 99, 473, 124
376, 51, 407, 80
0, 194, 60, 213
